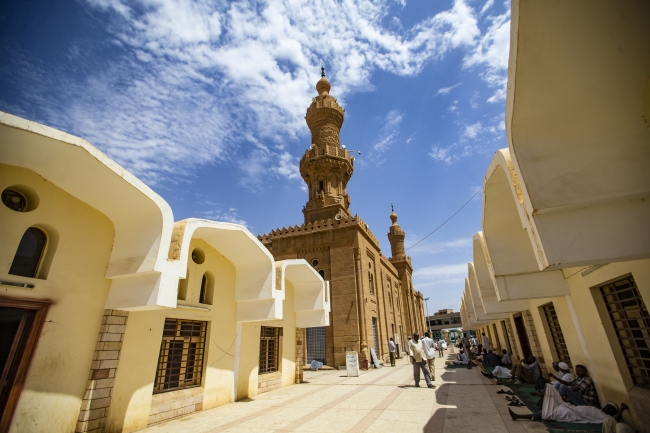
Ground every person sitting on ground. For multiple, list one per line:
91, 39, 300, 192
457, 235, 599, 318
482, 355, 542, 387
549, 362, 575, 390
509, 383, 624, 425
483, 349, 501, 368
452, 343, 469, 365
602, 404, 634, 433
460, 333, 472, 359
501, 350, 512, 368
554, 364, 598, 407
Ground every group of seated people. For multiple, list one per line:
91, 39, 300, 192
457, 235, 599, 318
475, 351, 634, 432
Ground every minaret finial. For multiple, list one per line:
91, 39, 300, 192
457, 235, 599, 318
391, 203, 394, 212
321, 66, 325, 78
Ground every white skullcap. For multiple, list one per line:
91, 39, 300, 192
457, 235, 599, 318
558, 362, 570, 370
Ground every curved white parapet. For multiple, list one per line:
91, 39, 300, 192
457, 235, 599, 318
468, 265, 509, 322
165, 219, 278, 321
0, 112, 176, 310
482, 151, 570, 301
278, 260, 331, 328
472, 233, 528, 313
506, 0, 650, 267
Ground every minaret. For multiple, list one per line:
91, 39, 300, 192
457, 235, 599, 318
300, 67, 354, 223
388, 205, 406, 260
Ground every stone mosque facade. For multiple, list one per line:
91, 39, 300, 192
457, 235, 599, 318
259, 71, 427, 368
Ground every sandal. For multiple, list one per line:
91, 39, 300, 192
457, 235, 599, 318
496, 389, 508, 394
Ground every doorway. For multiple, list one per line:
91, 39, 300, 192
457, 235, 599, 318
0, 298, 49, 433
513, 314, 533, 361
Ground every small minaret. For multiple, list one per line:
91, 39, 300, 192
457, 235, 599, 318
388, 205, 406, 260
300, 67, 354, 223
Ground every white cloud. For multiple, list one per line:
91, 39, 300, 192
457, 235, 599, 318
274, 152, 301, 180
429, 145, 455, 165
469, 90, 479, 108
435, 82, 462, 96
196, 207, 249, 228
408, 237, 472, 256
463, 5, 510, 103
3, 0, 483, 188
372, 109, 404, 158
413, 263, 467, 286
479, 0, 495, 15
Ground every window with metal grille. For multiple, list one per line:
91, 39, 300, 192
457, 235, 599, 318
259, 326, 281, 374
306, 326, 327, 364
600, 275, 650, 389
541, 302, 572, 367
154, 319, 207, 393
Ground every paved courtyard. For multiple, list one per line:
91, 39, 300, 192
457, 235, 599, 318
139, 354, 548, 433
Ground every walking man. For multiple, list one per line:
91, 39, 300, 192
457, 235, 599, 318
388, 337, 396, 367
437, 339, 444, 357
408, 332, 434, 388
422, 332, 436, 380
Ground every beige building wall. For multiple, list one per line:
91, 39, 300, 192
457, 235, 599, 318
1, 164, 115, 433
239, 280, 298, 399
107, 238, 238, 432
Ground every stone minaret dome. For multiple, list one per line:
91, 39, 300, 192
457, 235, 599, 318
300, 68, 354, 223
388, 206, 406, 260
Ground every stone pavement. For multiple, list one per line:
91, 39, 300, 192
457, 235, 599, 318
138, 354, 549, 433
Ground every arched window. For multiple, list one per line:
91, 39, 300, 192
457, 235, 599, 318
319, 269, 325, 278
368, 272, 374, 294
199, 272, 214, 305
199, 274, 207, 304
9, 228, 47, 278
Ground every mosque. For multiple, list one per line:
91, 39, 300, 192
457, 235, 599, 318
258, 69, 427, 368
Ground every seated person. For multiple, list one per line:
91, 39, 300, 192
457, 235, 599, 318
602, 405, 634, 433
483, 349, 501, 368
553, 364, 598, 407
453, 343, 469, 365
549, 362, 576, 390
509, 383, 624, 425
481, 355, 543, 388
501, 350, 512, 368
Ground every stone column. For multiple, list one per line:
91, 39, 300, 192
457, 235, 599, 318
295, 328, 305, 383
76, 309, 128, 433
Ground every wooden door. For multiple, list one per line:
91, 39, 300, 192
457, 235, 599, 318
0, 298, 49, 433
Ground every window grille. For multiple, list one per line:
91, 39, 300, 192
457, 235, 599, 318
306, 326, 327, 364
154, 319, 207, 393
259, 326, 281, 374
600, 275, 650, 389
541, 302, 572, 367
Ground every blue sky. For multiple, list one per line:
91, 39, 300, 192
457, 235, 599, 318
0, 0, 510, 314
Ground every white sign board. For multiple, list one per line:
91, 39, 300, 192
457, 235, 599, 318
370, 347, 381, 368
346, 351, 360, 377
